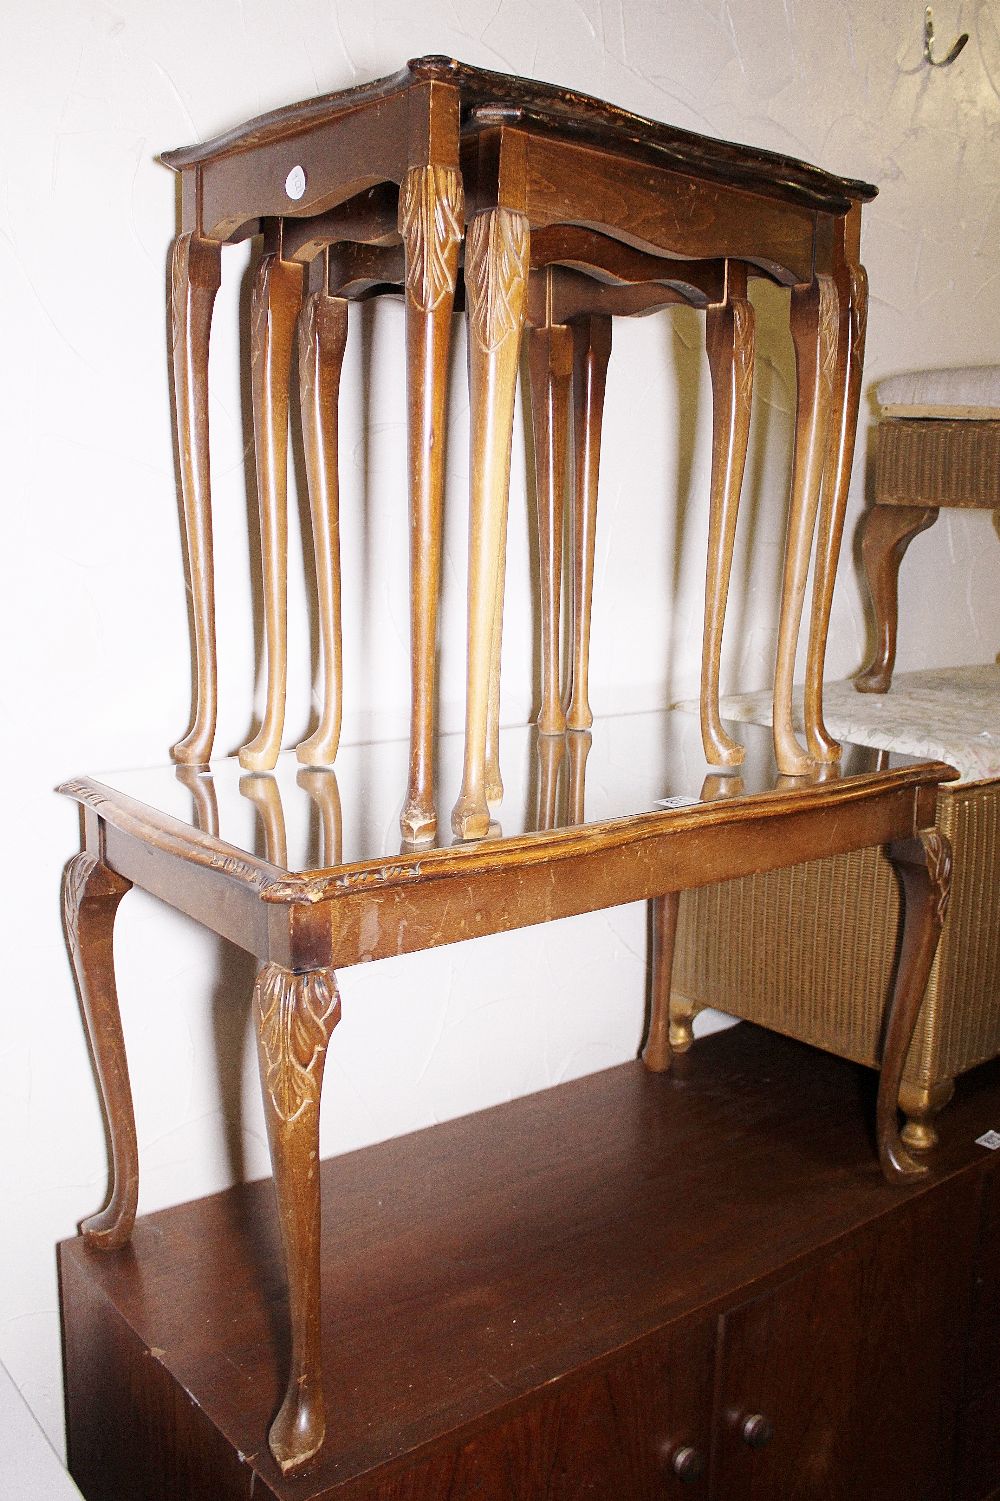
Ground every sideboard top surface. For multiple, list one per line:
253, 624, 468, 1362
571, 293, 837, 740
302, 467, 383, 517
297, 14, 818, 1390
60, 1023, 1000, 1499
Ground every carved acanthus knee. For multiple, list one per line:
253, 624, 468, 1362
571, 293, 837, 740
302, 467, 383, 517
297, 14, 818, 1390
398, 164, 464, 844
253, 961, 341, 1476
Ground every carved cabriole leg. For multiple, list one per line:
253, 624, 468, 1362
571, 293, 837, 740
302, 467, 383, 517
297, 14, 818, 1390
452, 207, 530, 840
527, 312, 573, 735
772, 274, 839, 776
566, 316, 612, 732
854, 504, 939, 694
804, 263, 868, 759
254, 961, 342, 1475
398, 165, 464, 842
62, 853, 136, 1250
169, 233, 222, 766
701, 268, 754, 767
240, 241, 304, 773
296, 272, 349, 769
878, 830, 952, 1181
899, 1077, 955, 1153
642, 891, 681, 1072
484, 482, 510, 805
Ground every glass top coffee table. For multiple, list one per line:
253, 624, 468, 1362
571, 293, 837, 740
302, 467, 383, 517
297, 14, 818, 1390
61, 708, 953, 1475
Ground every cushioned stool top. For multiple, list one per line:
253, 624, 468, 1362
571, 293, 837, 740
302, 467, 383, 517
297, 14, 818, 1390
877, 367, 1000, 420
707, 665, 1000, 784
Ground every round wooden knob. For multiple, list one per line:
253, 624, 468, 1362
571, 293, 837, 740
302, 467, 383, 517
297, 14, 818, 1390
740, 1413, 774, 1448
670, 1445, 706, 1482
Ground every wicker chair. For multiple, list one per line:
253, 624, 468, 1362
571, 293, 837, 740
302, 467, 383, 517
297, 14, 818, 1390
671, 665, 1000, 1151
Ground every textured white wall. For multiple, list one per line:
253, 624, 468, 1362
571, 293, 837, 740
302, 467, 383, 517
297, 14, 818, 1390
2, 0, 998, 1461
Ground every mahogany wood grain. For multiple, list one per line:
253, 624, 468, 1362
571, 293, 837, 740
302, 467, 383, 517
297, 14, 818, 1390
804, 257, 867, 759
712, 1173, 977, 1500
772, 274, 838, 776
855, 503, 939, 694
240, 238, 304, 773
526, 309, 573, 735
452, 207, 530, 840
169, 233, 222, 766
517, 127, 818, 286
296, 279, 349, 769
701, 264, 754, 767
61, 854, 136, 1251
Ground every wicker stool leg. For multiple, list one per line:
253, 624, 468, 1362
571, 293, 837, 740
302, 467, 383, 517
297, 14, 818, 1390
898, 1078, 955, 1153
854, 503, 938, 694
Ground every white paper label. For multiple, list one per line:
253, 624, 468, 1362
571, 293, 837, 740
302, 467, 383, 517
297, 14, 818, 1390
654, 795, 700, 810
284, 164, 307, 200
976, 1130, 1000, 1150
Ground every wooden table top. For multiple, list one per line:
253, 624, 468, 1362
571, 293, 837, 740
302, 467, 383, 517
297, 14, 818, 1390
162, 56, 876, 216
61, 709, 953, 889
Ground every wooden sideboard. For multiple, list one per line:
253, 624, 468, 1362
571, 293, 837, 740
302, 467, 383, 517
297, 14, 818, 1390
61, 1023, 1000, 1501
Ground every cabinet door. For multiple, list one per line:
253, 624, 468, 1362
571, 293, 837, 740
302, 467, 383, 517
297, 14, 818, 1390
955, 1157, 1000, 1501
711, 1176, 978, 1501
354, 1320, 716, 1501
453, 1321, 715, 1500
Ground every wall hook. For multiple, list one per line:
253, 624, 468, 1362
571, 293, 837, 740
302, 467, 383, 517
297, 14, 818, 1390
924, 7, 969, 66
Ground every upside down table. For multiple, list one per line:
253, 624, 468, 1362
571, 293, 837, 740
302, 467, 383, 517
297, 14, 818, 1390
161, 56, 875, 843
61, 712, 954, 1476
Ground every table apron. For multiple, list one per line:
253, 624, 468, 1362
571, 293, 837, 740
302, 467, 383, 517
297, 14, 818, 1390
516, 132, 818, 285
317, 784, 931, 968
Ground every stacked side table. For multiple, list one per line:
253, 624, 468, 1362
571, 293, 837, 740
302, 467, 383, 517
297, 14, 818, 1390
160, 55, 877, 840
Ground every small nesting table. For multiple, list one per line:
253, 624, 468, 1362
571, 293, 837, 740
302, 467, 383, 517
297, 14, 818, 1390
61, 711, 954, 1475
161, 56, 876, 844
